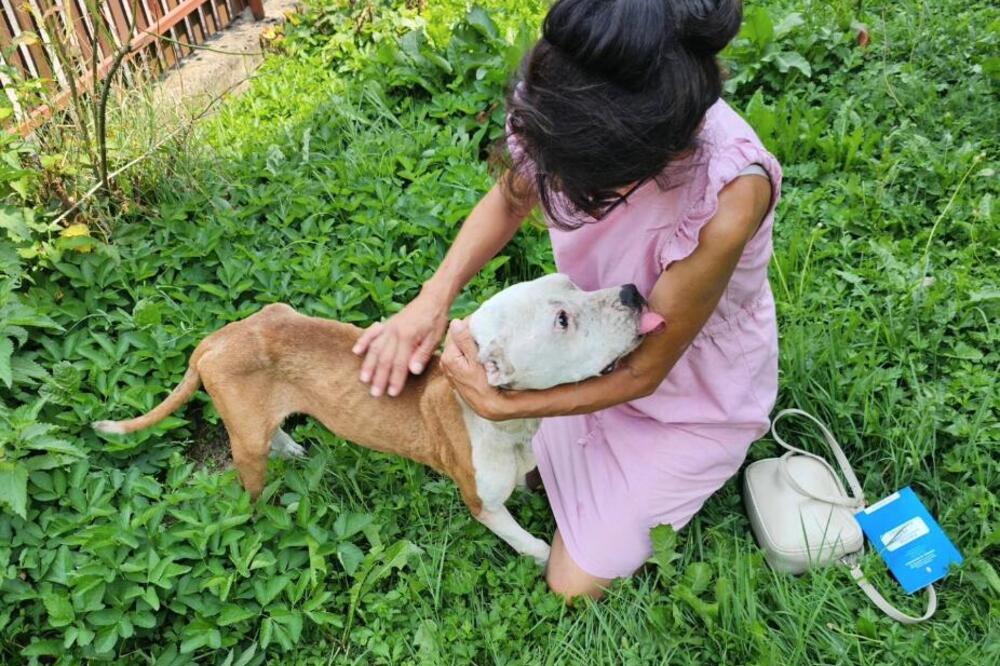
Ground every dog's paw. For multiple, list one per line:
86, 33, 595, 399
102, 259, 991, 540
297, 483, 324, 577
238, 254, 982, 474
269, 430, 307, 459
280, 441, 307, 459
531, 542, 551, 567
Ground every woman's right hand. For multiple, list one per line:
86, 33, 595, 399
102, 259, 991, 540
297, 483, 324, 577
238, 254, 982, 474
352, 287, 452, 397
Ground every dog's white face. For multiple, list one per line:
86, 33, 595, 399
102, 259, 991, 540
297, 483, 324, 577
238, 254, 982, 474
467, 274, 662, 390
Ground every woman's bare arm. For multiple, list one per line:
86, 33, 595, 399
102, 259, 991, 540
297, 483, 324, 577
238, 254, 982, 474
422, 180, 536, 306
442, 174, 772, 419
356, 177, 536, 397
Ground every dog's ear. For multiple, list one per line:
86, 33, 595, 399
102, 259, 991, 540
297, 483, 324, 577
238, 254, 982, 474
480, 339, 515, 388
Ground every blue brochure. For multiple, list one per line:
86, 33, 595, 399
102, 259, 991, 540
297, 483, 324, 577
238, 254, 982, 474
854, 487, 962, 594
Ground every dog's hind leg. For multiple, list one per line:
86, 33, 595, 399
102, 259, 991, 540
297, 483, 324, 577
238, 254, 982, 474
208, 409, 271, 498
215, 410, 272, 498
269, 428, 306, 459
200, 365, 277, 499
476, 505, 551, 566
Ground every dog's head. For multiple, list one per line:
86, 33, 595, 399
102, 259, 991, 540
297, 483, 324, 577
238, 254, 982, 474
467, 274, 664, 390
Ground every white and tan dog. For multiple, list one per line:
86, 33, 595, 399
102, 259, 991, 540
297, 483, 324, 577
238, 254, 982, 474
94, 274, 663, 564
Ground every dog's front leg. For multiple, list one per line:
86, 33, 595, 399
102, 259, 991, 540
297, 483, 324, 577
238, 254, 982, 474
513, 443, 537, 489
476, 505, 551, 566
465, 414, 549, 564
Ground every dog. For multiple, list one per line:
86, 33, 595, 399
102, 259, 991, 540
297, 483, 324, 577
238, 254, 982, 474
93, 274, 664, 564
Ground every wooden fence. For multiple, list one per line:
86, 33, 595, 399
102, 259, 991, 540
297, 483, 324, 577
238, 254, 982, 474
0, 0, 265, 132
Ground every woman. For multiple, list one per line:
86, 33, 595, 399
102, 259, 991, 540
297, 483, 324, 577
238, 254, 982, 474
354, 0, 781, 599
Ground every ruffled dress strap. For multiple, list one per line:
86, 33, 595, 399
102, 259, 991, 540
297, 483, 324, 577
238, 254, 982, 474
657, 136, 783, 271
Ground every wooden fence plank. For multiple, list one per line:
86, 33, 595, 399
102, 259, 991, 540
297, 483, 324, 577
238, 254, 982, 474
76, 0, 115, 68
187, 4, 203, 43
213, 0, 229, 27
1, 0, 35, 77
104, 0, 130, 44
134, 0, 169, 73
10, 0, 53, 82
109, 0, 144, 86
26, 0, 70, 90
65, 0, 96, 67
150, 0, 178, 66
202, 0, 218, 36
164, 0, 186, 61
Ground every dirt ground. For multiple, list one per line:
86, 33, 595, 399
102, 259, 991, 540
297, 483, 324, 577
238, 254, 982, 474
153, 0, 301, 114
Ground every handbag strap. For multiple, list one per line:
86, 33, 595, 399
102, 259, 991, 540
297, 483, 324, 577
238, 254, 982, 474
771, 408, 866, 508
845, 556, 938, 624
770, 409, 937, 623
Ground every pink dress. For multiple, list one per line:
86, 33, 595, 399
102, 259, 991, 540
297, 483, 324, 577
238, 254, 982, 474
517, 100, 782, 578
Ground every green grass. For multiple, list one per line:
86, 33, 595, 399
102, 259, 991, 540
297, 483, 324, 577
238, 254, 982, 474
1, 0, 997, 663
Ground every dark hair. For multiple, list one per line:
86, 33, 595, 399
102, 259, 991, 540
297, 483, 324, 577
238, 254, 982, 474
503, 0, 742, 229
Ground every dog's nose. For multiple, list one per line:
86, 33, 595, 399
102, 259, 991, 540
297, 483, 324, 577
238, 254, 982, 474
619, 284, 645, 311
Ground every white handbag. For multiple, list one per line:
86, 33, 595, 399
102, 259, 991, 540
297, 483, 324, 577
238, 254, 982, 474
743, 408, 937, 623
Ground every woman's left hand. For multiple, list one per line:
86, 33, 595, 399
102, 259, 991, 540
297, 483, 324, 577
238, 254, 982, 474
441, 320, 506, 420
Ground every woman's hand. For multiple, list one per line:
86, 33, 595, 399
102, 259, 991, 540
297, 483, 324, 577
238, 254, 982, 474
441, 319, 507, 420
353, 287, 452, 397
354, 180, 534, 398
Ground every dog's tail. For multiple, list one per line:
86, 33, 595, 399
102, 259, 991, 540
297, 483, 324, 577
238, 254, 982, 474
92, 364, 202, 435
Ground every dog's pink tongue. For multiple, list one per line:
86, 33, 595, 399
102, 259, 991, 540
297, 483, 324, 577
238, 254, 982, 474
639, 311, 665, 335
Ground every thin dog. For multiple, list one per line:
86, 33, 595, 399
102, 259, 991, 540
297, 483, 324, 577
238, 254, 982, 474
94, 274, 664, 563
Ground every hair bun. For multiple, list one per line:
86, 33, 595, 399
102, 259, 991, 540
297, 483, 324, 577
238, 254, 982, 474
543, 0, 676, 88
542, 0, 742, 88
674, 0, 743, 57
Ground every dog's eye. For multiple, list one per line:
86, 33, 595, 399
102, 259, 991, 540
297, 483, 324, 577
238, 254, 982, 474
600, 360, 617, 375
556, 310, 569, 330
